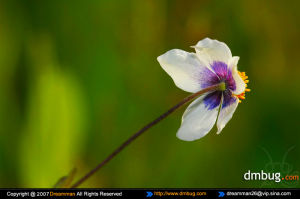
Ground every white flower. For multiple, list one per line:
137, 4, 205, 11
157, 38, 250, 141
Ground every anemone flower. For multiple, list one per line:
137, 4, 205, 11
157, 38, 250, 141
71, 38, 250, 187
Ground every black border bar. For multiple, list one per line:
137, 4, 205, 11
0, 188, 299, 199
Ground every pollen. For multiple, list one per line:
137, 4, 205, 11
235, 71, 250, 103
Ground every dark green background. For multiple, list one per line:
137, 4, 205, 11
0, 0, 299, 188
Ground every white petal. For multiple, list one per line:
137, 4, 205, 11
157, 49, 209, 93
177, 94, 220, 141
192, 38, 232, 66
216, 98, 239, 134
228, 56, 246, 95
228, 56, 240, 70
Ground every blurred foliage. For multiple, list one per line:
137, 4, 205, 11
0, 0, 299, 188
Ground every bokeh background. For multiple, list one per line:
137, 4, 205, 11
0, 0, 299, 188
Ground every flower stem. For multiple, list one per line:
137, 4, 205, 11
71, 83, 222, 188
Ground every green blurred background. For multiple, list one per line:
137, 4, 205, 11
0, 0, 299, 188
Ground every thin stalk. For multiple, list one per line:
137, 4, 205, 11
71, 83, 222, 188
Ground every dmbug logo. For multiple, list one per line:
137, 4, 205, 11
244, 170, 281, 183
255, 146, 299, 187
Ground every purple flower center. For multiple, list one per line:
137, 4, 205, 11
199, 61, 236, 110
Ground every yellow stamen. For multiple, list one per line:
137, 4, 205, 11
233, 70, 250, 102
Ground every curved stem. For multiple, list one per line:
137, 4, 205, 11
71, 83, 222, 188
